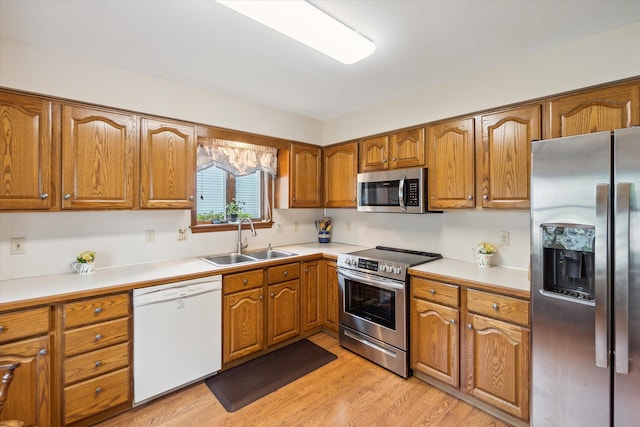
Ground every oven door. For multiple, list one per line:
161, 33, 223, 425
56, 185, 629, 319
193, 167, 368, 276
337, 268, 407, 350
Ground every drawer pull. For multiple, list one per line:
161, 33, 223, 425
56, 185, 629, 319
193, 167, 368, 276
95, 387, 103, 394
492, 303, 499, 310
284, 271, 288, 276
259, 295, 263, 301
467, 324, 473, 330
95, 360, 102, 368
95, 333, 102, 341
95, 307, 103, 314
39, 348, 47, 356
450, 319, 456, 325
0, 326, 4, 333
243, 279, 248, 285
270, 292, 275, 298
429, 289, 435, 295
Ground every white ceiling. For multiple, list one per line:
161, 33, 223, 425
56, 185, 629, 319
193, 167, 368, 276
2, 0, 640, 121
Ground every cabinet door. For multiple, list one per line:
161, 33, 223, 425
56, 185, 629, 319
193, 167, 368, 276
301, 260, 322, 331
267, 280, 300, 346
390, 128, 425, 169
140, 118, 196, 208
324, 142, 358, 208
360, 135, 388, 171
478, 105, 541, 209
322, 261, 339, 333
464, 313, 530, 421
426, 118, 475, 209
545, 82, 640, 138
411, 299, 459, 387
290, 144, 322, 207
223, 287, 264, 363
0, 92, 53, 210
0, 335, 51, 427
62, 105, 137, 209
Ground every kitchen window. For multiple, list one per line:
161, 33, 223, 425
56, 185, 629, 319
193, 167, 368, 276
191, 138, 277, 232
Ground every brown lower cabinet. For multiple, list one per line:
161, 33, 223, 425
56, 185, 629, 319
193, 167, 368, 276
410, 276, 530, 422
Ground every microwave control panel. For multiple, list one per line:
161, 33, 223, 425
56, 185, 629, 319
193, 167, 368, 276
406, 179, 419, 206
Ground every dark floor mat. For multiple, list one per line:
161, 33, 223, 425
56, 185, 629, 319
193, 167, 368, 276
205, 339, 337, 412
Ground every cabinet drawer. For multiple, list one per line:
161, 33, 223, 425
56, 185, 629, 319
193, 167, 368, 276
224, 269, 264, 294
64, 317, 130, 356
0, 306, 50, 343
64, 342, 129, 385
412, 277, 459, 307
267, 262, 300, 284
64, 367, 130, 425
64, 293, 130, 329
466, 289, 529, 327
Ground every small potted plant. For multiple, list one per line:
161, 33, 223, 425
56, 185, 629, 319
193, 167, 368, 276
226, 198, 245, 223
212, 212, 225, 224
70, 250, 96, 275
473, 242, 497, 268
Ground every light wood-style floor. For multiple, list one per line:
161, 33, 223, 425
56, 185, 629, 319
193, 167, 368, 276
96, 333, 510, 427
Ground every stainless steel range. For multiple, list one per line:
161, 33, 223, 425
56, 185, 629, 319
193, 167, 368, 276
337, 246, 442, 377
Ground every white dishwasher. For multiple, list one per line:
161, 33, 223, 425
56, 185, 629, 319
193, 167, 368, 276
133, 275, 222, 406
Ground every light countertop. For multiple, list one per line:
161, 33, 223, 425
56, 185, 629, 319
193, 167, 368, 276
0, 242, 366, 308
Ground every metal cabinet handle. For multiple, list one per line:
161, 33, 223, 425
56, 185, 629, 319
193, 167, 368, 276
95, 387, 102, 394
283, 271, 288, 276
95, 334, 102, 341
64, 193, 71, 200
95, 307, 102, 314
483, 195, 489, 201
40, 193, 49, 199
0, 326, 4, 333
259, 295, 263, 301
450, 319, 456, 325
492, 303, 499, 310
95, 360, 102, 368
467, 324, 473, 329
304, 269, 308, 273
392, 157, 397, 161
467, 195, 473, 201
39, 348, 47, 356
270, 292, 275, 298
429, 289, 435, 295
189, 195, 194, 200
243, 279, 248, 285
382, 159, 387, 163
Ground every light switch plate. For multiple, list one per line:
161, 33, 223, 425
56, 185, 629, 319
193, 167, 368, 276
499, 231, 510, 246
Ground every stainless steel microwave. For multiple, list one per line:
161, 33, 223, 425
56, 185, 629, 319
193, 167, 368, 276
357, 167, 430, 213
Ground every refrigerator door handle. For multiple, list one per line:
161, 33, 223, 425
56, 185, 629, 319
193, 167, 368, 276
615, 182, 630, 375
594, 183, 610, 368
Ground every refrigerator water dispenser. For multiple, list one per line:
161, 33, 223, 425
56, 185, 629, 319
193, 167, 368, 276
541, 224, 596, 301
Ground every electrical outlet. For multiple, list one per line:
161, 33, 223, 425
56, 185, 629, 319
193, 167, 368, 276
178, 228, 187, 241
145, 230, 155, 244
276, 223, 284, 233
11, 237, 26, 255
499, 231, 510, 246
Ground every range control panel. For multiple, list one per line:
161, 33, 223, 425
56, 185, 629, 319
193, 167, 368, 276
339, 255, 405, 280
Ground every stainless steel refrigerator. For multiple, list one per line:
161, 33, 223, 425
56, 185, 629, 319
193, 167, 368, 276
531, 127, 640, 426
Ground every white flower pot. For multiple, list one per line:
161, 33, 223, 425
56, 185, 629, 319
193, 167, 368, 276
477, 254, 493, 268
70, 261, 95, 275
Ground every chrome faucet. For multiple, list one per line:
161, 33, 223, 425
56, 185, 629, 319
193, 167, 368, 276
237, 218, 257, 254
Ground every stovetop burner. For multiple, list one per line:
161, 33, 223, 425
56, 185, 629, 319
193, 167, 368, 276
351, 246, 442, 266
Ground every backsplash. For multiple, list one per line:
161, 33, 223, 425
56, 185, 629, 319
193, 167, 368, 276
0, 208, 529, 281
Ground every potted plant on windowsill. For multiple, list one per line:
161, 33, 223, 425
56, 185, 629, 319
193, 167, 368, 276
226, 198, 245, 223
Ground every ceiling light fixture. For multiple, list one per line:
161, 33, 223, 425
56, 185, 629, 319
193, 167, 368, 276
216, 0, 375, 65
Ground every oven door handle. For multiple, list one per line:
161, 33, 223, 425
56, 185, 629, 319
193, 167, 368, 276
338, 269, 405, 291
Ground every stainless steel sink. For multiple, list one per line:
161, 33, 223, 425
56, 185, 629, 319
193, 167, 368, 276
200, 249, 296, 266
246, 249, 296, 260
201, 253, 257, 266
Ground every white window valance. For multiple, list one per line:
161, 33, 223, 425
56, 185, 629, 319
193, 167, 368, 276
197, 138, 278, 176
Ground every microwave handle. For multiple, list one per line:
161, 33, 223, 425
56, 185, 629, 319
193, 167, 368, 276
398, 177, 406, 212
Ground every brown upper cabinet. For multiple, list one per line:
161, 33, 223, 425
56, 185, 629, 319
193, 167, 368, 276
477, 104, 541, 209
0, 92, 54, 210
323, 141, 358, 208
276, 143, 323, 208
426, 118, 476, 209
140, 118, 196, 208
360, 127, 425, 171
545, 81, 640, 138
62, 104, 138, 209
